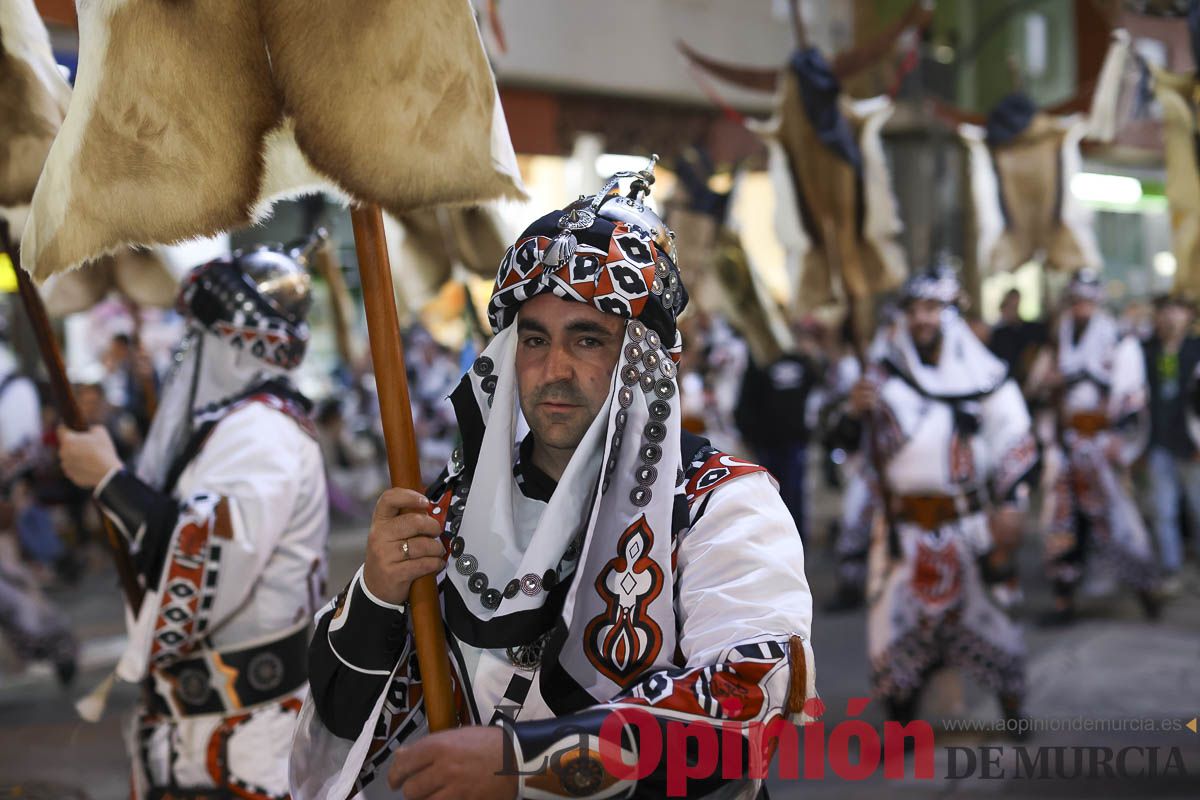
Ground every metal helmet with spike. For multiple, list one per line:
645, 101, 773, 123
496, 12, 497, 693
177, 245, 312, 369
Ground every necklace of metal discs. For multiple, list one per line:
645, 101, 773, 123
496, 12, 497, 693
442, 459, 584, 668
442, 470, 586, 610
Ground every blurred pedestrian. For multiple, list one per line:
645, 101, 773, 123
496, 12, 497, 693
1140, 294, 1200, 592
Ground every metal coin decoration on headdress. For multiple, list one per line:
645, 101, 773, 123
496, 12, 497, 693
543, 208, 597, 268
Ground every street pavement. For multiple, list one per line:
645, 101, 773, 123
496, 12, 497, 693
2, 494, 1199, 799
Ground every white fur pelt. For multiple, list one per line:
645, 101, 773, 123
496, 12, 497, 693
852, 95, 907, 296
1085, 29, 1132, 143
960, 114, 1101, 277
23, 0, 525, 281
959, 123, 1004, 277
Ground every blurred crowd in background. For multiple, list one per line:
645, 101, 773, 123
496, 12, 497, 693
3, 270, 1196, 685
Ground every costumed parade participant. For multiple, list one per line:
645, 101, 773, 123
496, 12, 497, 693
57, 249, 329, 798
1035, 269, 1162, 625
834, 265, 1038, 726
292, 164, 817, 800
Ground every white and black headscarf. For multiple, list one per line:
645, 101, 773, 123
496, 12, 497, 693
136, 252, 311, 490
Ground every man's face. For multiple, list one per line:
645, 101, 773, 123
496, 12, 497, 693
905, 298, 944, 351
1157, 303, 1193, 340
1070, 297, 1096, 324
516, 294, 625, 454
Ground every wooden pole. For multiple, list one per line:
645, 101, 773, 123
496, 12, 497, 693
350, 203, 456, 732
788, 0, 808, 49
819, 217, 903, 561
312, 237, 357, 371
1, 228, 144, 613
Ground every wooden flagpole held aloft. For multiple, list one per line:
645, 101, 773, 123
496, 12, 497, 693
350, 203, 456, 732
1, 227, 144, 613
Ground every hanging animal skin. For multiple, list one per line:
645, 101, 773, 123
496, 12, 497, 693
386, 205, 511, 319
1146, 0, 1200, 301
0, 0, 70, 227
665, 152, 793, 366
678, 0, 933, 312
950, 30, 1130, 277
958, 97, 1102, 276
754, 52, 907, 311
1153, 65, 1200, 297
0, 0, 179, 311
40, 248, 181, 317
22, 0, 524, 281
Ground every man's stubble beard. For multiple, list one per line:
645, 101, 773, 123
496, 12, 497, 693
521, 378, 599, 451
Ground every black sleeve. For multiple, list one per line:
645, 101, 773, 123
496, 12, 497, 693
307, 570, 410, 741
94, 468, 180, 586
824, 408, 863, 453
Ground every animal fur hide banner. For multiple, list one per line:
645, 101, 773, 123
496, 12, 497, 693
752, 52, 907, 312
40, 248, 181, 317
1151, 67, 1200, 297
959, 109, 1101, 276
957, 31, 1129, 277
0, 0, 70, 219
23, 0, 524, 281
665, 157, 793, 366
1, 0, 180, 310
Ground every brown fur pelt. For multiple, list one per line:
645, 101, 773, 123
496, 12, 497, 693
757, 71, 907, 312
0, 0, 70, 208
23, 0, 524, 281
960, 113, 1100, 276
667, 205, 792, 367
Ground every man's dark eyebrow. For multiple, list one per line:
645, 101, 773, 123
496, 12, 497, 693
517, 318, 550, 334
565, 319, 617, 336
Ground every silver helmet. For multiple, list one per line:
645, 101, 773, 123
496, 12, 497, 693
238, 246, 314, 324
587, 154, 678, 266
1065, 268, 1105, 303
177, 245, 312, 369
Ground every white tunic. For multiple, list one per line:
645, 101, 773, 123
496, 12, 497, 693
105, 401, 329, 798
291, 470, 815, 800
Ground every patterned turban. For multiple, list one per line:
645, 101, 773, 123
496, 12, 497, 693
899, 261, 962, 307
487, 180, 688, 359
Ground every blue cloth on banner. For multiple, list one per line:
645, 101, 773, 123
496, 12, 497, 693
790, 48, 862, 171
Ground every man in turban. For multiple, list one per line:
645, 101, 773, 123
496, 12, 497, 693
292, 164, 816, 799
